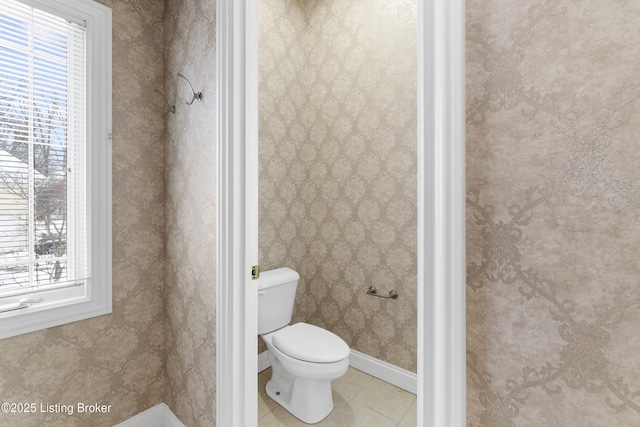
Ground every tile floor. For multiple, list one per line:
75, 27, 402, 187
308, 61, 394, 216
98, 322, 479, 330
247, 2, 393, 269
258, 367, 416, 426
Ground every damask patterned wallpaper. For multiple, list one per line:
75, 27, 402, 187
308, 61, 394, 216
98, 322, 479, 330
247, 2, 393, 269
258, 0, 418, 372
466, 0, 640, 425
0, 0, 166, 425
3, 1, 636, 426
163, 0, 217, 426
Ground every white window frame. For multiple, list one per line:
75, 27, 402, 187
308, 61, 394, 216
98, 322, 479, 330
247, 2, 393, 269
0, 0, 112, 339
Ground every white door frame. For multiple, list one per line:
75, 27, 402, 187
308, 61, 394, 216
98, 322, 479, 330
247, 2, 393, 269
216, 0, 466, 425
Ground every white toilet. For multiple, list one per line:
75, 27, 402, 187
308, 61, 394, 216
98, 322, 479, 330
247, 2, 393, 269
258, 267, 350, 424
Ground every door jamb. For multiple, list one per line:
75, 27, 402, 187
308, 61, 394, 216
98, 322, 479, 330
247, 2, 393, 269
216, 0, 466, 425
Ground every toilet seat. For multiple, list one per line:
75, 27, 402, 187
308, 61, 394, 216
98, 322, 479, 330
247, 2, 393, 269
272, 322, 350, 363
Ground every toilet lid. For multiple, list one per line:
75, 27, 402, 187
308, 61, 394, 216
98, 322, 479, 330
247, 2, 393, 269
272, 322, 350, 363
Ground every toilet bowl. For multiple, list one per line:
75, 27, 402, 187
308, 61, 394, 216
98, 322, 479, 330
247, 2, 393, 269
257, 268, 351, 424
261, 323, 349, 423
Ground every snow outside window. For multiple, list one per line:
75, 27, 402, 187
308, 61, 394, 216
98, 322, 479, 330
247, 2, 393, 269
0, 0, 111, 339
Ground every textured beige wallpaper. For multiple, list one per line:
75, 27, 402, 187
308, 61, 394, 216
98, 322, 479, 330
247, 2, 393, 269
466, 0, 640, 425
259, 0, 417, 372
6, 1, 637, 425
163, 0, 217, 426
0, 0, 166, 426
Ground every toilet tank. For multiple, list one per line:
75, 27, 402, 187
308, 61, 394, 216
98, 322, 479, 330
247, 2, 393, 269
257, 267, 300, 335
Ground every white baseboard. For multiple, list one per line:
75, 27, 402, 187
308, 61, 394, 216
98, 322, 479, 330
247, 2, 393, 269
258, 349, 271, 372
348, 349, 417, 394
113, 403, 184, 427
257, 349, 417, 395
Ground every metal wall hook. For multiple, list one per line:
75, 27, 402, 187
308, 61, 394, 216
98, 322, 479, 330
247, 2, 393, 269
177, 73, 203, 105
153, 89, 176, 114
366, 286, 398, 299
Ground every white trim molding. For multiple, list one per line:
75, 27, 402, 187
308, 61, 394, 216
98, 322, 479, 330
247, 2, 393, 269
349, 350, 417, 395
218, 0, 466, 426
216, 0, 259, 426
257, 350, 417, 395
417, 0, 466, 425
113, 403, 184, 427
258, 349, 271, 373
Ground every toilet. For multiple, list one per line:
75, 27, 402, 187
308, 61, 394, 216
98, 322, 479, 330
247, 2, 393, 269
258, 267, 350, 424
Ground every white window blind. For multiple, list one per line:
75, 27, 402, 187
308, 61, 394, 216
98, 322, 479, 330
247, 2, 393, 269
0, 0, 87, 307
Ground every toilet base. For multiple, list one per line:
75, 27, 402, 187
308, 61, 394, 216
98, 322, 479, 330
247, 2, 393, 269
260, 326, 349, 424
266, 375, 334, 424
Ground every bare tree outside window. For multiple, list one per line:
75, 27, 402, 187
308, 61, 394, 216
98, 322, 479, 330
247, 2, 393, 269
0, 69, 69, 288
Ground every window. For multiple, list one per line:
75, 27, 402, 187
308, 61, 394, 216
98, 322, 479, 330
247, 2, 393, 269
0, 0, 111, 339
